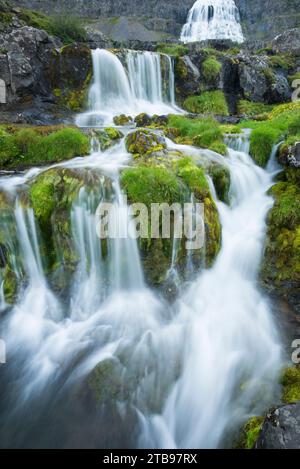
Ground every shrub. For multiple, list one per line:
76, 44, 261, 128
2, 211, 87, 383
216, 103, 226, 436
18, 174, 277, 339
201, 57, 221, 83
183, 91, 229, 116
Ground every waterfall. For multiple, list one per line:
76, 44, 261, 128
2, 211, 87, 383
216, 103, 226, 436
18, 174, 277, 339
181, 0, 244, 44
76, 49, 177, 127
139, 138, 282, 448
0, 130, 283, 448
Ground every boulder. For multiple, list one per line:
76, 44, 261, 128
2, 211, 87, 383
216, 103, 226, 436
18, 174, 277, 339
256, 402, 300, 449
125, 129, 167, 156
279, 141, 300, 168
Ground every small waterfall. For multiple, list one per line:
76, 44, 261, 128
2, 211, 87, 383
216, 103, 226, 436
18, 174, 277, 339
77, 49, 177, 127
181, 0, 244, 44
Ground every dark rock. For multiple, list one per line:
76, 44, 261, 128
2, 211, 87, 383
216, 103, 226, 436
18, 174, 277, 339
271, 28, 300, 56
134, 113, 152, 127
256, 402, 300, 449
279, 142, 300, 168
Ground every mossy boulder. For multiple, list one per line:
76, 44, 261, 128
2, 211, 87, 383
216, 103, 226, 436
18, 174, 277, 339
261, 173, 300, 312
134, 113, 152, 127
113, 114, 133, 126
237, 416, 264, 449
87, 359, 127, 405
93, 127, 124, 151
125, 129, 167, 157
281, 366, 300, 404
208, 163, 231, 204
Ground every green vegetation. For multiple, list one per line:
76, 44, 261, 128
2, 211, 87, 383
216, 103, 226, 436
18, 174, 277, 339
121, 166, 183, 209
281, 366, 300, 403
183, 91, 229, 117
168, 115, 227, 155
237, 100, 274, 118
268, 54, 296, 71
156, 43, 188, 57
238, 417, 264, 449
125, 129, 166, 157
19, 9, 86, 43
173, 157, 210, 201
239, 101, 300, 167
0, 126, 89, 169
201, 57, 222, 83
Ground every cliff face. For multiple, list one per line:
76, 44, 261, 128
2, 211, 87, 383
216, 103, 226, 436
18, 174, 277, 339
11, 0, 300, 41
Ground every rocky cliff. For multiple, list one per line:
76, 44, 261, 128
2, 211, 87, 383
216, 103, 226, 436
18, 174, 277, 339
11, 0, 300, 41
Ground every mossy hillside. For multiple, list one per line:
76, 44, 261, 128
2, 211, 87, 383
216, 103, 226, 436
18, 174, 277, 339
183, 91, 229, 117
156, 43, 188, 57
167, 115, 227, 155
0, 126, 89, 169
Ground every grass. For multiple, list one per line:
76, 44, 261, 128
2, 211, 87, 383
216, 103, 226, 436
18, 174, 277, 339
156, 43, 188, 57
237, 100, 274, 117
281, 367, 300, 403
202, 57, 221, 83
0, 126, 89, 169
168, 115, 227, 155
183, 91, 229, 116
121, 165, 183, 209
239, 102, 300, 167
19, 9, 86, 43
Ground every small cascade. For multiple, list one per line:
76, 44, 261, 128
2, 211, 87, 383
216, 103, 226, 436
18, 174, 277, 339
77, 49, 177, 127
181, 0, 244, 44
224, 129, 251, 154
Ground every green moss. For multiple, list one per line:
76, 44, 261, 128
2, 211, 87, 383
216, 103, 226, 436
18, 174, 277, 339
0, 127, 89, 169
121, 165, 183, 209
238, 417, 264, 449
201, 56, 222, 83
156, 43, 188, 57
125, 129, 166, 157
268, 54, 295, 71
183, 91, 229, 116
288, 72, 300, 84
208, 163, 231, 204
281, 366, 300, 403
174, 157, 210, 200
0, 11, 12, 25
113, 114, 133, 126
3, 265, 18, 304
237, 100, 274, 117
220, 124, 242, 135
87, 359, 124, 404
250, 127, 279, 167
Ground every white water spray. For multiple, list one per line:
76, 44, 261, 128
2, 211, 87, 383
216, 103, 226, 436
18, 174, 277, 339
181, 0, 244, 44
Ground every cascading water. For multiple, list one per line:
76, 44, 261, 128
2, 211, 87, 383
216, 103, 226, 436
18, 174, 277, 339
0, 126, 283, 447
76, 49, 177, 127
181, 0, 244, 44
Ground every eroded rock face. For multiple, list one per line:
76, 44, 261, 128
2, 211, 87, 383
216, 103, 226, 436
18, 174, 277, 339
256, 402, 300, 449
271, 28, 300, 56
279, 142, 300, 168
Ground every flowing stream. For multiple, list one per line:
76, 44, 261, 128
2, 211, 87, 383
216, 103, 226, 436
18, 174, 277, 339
181, 0, 244, 44
0, 47, 283, 448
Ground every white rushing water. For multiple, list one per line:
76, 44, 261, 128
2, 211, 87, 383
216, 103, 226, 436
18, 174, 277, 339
76, 49, 178, 126
0, 130, 283, 448
181, 0, 244, 44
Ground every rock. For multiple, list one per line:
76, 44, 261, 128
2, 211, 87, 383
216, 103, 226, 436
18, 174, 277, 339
125, 129, 167, 156
92, 127, 123, 151
134, 113, 152, 127
271, 28, 300, 56
85, 25, 112, 49
113, 114, 133, 126
256, 402, 300, 449
208, 163, 231, 204
175, 55, 200, 99
279, 142, 300, 168
0, 242, 7, 268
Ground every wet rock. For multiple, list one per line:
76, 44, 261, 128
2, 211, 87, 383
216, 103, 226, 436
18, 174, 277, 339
125, 129, 167, 156
92, 127, 124, 151
279, 142, 300, 168
113, 114, 133, 126
256, 402, 300, 449
134, 113, 152, 127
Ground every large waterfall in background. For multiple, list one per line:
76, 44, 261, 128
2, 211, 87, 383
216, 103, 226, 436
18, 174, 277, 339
76, 49, 177, 126
181, 0, 244, 44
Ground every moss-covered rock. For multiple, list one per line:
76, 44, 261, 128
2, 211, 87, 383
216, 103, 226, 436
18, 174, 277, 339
113, 114, 133, 126
125, 129, 167, 157
201, 56, 222, 85
93, 127, 124, 151
281, 366, 300, 404
208, 163, 231, 204
134, 113, 153, 127
237, 416, 264, 449
2, 265, 18, 305
261, 173, 300, 311
183, 91, 229, 117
